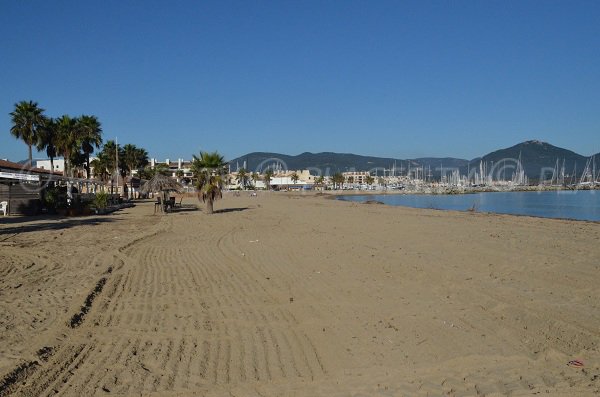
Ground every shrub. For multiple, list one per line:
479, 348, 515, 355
94, 192, 109, 209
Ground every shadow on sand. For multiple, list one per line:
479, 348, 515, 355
171, 205, 199, 213
213, 207, 250, 214
0, 216, 117, 236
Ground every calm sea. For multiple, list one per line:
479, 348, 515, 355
338, 190, 600, 221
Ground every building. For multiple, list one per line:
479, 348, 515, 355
226, 169, 316, 191
342, 171, 371, 185
36, 158, 65, 173
36, 157, 98, 178
266, 170, 315, 191
0, 159, 57, 215
148, 158, 194, 179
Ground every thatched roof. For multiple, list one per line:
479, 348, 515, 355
140, 174, 182, 194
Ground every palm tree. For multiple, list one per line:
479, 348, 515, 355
36, 116, 58, 173
77, 115, 103, 178
251, 172, 260, 189
122, 144, 137, 173
291, 172, 300, 186
54, 115, 81, 177
90, 155, 110, 191
365, 175, 375, 186
191, 151, 227, 214
136, 147, 149, 170
315, 175, 325, 190
122, 144, 148, 198
263, 169, 274, 190
98, 140, 118, 194
332, 172, 344, 189
236, 168, 249, 190
118, 152, 129, 197
9, 100, 46, 166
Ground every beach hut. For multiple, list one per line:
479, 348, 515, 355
140, 174, 182, 212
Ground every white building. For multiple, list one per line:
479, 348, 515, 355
36, 157, 98, 177
148, 158, 194, 179
36, 158, 65, 173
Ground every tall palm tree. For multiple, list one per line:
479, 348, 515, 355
90, 155, 110, 191
98, 140, 118, 194
191, 151, 227, 214
236, 168, 249, 190
135, 147, 149, 170
365, 175, 375, 186
55, 115, 81, 177
77, 115, 103, 178
122, 144, 138, 196
36, 116, 58, 172
263, 169, 274, 191
251, 172, 260, 189
9, 100, 46, 166
122, 144, 149, 198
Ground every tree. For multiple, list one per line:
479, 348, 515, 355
175, 169, 184, 182
9, 100, 46, 166
36, 117, 58, 173
98, 140, 118, 193
138, 162, 167, 180
117, 146, 130, 197
90, 155, 110, 190
77, 115, 103, 179
70, 150, 88, 177
236, 168, 249, 190
251, 172, 260, 189
347, 175, 354, 185
365, 175, 375, 186
136, 148, 149, 170
122, 144, 149, 198
54, 115, 81, 177
314, 175, 325, 190
291, 172, 299, 186
263, 169, 274, 190
332, 172, 344, 189
191, 151, 227, 214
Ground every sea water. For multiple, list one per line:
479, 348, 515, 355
338, 190, 600, 221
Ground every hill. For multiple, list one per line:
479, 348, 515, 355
228, 151, 468, 176
229, 141, 596, 181
466, 140, 589, 181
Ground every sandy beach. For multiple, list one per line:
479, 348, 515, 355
1, 192, 599, 396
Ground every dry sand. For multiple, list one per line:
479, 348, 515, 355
0, 192, 599, 396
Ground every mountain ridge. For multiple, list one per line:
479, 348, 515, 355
229, 141, 597, 180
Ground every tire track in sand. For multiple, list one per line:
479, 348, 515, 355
5, 209, 328, 396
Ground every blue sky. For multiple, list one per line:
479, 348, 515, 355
1, 1, 599, 162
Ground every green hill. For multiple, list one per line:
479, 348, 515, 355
228, 151, 468, 177
229, 141, 596, 181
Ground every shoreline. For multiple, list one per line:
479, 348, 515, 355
318, 184, 600, 196
329, 189, 600, 223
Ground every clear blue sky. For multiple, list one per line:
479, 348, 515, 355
1, 1, 599, 162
